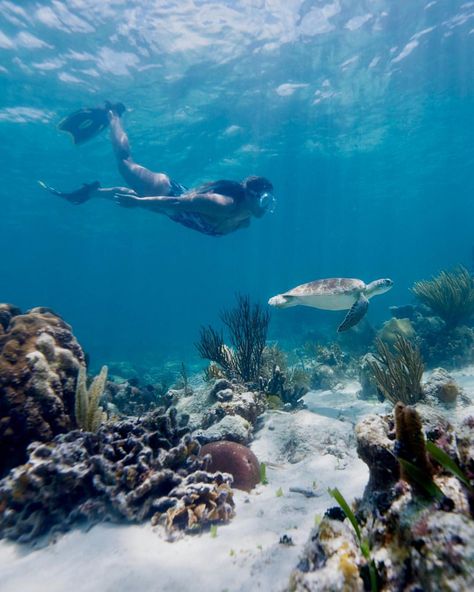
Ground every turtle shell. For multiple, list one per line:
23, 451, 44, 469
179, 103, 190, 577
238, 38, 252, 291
285, 278, 365, 297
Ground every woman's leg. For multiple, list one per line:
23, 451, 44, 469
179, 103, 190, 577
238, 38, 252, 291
108, 111, 172, 197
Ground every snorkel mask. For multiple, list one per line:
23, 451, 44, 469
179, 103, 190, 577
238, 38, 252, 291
243, 176, 276, 214
258, 191, 276, 213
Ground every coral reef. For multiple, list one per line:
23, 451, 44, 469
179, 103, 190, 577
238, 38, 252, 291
172, 378, 266, 444
195, 414, 253, 444
355, 413, 399, 496
259, 346, 310, 409
420, 323, 474, 369
264, 365, 309, 408
336, 319, 376, 356
292, 407, 474, 592
106, 378, 172, 416
357, 353, 380, 400
367, 335, 424, 405
412, 266, 474, 327
310, 343, 356, 390
0, 408, 234, 543
295, 341, 356, 391
389, 303, 474, 369
196, 294, 270, 383
457, 416, 474, 488
376, 317, 415, 345
0, 304, 85, 476
423, 367, 463, 407
200, 440, 260, 492
290, 516, 364, 591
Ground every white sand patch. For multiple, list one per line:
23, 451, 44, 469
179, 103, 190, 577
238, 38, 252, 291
2, 370, 472, 591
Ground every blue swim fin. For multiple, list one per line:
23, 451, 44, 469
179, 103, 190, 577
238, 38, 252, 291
58, 102, 125, 145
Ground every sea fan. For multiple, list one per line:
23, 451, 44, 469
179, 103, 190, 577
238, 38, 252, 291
412, 266, 474, 327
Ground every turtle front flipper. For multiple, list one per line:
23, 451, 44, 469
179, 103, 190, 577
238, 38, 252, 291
337, 294, 369, 332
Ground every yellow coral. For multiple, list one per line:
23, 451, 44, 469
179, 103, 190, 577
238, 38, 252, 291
74, 365, 108, 432
266, 395, 283, 410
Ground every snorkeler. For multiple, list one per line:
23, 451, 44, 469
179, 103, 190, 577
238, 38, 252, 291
39, 102, 275, 237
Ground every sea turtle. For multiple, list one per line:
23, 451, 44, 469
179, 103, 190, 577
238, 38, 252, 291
268, 277, 393, 332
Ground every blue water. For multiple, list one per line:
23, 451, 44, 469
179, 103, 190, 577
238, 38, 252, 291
1, 1, 473, 367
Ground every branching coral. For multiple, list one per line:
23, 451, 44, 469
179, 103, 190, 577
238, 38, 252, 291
412, 266, 474, 327
196, 294, 270, 383
0, 409, 234, 542
75, 365, 108, 431
368, 335, 424, 405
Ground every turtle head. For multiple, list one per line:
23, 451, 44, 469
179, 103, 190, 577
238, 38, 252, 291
367, 278, 394, 297
268, 294, 297, 308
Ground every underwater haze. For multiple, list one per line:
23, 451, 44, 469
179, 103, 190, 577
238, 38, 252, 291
1, 0, 474, 366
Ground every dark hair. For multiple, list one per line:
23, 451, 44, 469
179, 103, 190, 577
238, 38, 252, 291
195, 180, 246, 201
243, 176, 273, 195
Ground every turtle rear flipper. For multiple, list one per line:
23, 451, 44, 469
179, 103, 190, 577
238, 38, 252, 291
337, 294, 369, 332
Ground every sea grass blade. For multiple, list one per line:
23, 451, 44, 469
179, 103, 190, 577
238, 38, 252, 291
259, 462, 268, 485
397, 458, 444, 500
328, 487, 361, 543
328, 488, 379, 592
426, 441, 473, 490
368, 560, 378, 592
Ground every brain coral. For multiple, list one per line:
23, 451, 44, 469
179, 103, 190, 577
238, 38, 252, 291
200, 440, 260, 491
0, 304, 85, 476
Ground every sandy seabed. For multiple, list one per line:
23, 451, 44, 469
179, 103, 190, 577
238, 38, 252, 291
1, 368, 473, 592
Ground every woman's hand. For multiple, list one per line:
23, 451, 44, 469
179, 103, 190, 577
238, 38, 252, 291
113, 190, 140, 208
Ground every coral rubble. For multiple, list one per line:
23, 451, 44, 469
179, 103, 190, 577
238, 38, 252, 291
0, 304, 85, 476
0, 408, 234, 543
